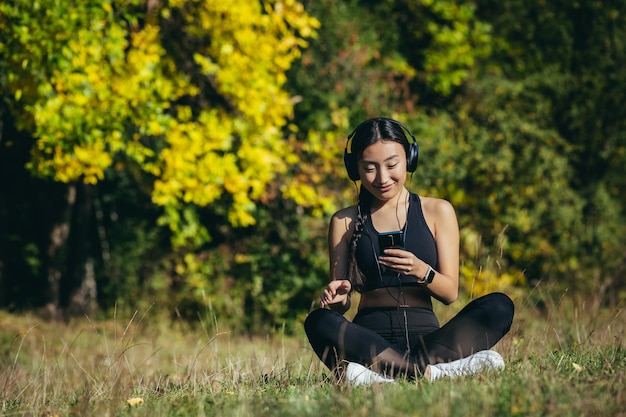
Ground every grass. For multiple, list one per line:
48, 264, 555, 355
0, 288, 624, 417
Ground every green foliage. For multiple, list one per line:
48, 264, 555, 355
358, 0, 495, 101
470, 0, 626, 291
287, 0, 418, 130
168, 200, 330, 333
1, 0, 626, 328
451, 77, 582, 282
476, 0, 626, 189
413, 0, 494, 95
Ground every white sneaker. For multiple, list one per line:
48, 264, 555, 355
345, 362, 395, 386
424, 350, 505, 382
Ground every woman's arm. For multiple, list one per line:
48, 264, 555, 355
422, 198, 459, 304
322, 208, 356, 313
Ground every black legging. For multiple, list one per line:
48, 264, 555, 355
304, 292, 514, 379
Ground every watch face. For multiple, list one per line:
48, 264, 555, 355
426, 267, 435, 283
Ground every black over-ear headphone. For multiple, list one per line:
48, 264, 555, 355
343, 117, 419, 181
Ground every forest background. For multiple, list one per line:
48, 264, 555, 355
1, 0, 625, 334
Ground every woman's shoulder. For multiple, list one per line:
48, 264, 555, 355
417, 195, 456, 218
331, 204, 359, 223
329, 205, 359, 242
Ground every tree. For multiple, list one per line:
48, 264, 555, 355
0, 0, 322, 317
472, 0, 626, 298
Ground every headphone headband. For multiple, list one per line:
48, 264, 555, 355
343, 117, 419, 181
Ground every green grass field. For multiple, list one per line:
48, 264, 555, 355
1, 289, 624, 417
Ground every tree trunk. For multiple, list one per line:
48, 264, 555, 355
42, 184, 76, 321
65, 182, 98, 317
66, 257, 98, 317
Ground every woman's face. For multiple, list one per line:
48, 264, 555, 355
358, 140, 407, 203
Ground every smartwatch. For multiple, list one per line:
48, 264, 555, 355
417, 266, 435, 285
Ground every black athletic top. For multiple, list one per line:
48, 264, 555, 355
355, 192, 438, 292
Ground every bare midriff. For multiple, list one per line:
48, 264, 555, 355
358, 286, 433, 310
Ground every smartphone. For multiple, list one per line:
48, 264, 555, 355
378, 230, 404, 254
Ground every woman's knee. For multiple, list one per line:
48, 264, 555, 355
304, 308, 335, 337
488, 292, 515, 330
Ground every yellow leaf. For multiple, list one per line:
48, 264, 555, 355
127, 397, 144, 407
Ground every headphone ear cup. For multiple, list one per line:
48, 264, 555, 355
344, 148, 360, 181
406, 142, 419, 173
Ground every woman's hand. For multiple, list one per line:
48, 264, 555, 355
320, 279, 352, 308
378, 249, 427, 278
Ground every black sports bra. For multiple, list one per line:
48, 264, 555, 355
354, 192, 438, 292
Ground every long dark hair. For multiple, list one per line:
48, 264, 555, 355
345, 118, 411, 292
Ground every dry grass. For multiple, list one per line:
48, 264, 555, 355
1, 287, 624, 416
